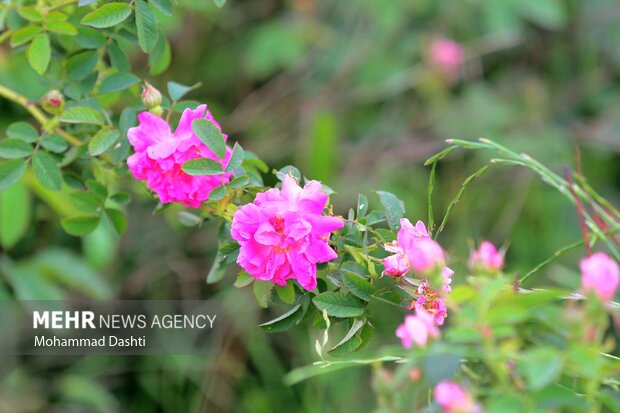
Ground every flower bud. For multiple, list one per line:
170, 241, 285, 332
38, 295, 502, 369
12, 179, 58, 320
580, 252, 619, 301
141, 81, 163, 116
41, 89, 65, 115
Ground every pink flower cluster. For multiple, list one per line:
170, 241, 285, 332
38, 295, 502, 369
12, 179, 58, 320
580, 252, 619, 301
230, 175, 344, 290
434, 380, 481, 413
389, 219, 452, 346
127, 105, 233, 208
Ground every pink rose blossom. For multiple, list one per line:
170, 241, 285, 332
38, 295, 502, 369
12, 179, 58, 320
469, 241, 504, 272
395, 308, 439, 348
434, 380, 481, 413
429, 38, 465, 77
414, 281, 448, 326
382, 242, 409, 276
405, 238, 446, 274
580, 252, 620, 301
442, 267, 454, 292
127, 104, 232, 208
230, 175, 344, 290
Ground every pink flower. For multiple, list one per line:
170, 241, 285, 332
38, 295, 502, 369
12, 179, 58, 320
405, 238, 446, 274
230, 175, 344, 290
395, 308, 439, 348
434, 381, 481, 413
127, 105, 232, 208
442, 267, 454, 292
382, 242, 409, 276
429, 38, 464, 77
580, 252, 620, 301
415, 281, 448, 326
469, 241, 504, 272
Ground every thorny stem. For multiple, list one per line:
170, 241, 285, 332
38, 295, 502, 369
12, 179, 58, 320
0, 83, 82, 146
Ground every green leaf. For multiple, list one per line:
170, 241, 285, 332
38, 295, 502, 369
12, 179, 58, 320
376, 191, 405, 230
47, 21, 78, 35
167, 81, 200, 101
214, 0, 227, 7
424, 353, 463, 385
275, 165, 301, 182
234, 271, 254, 288
518, 347, 563, 390
105, 208, 127, 235
40, 134, 68, 153
259, 303, 307, 332
88, 129, 120, 156
177, 211, 202, 227
312, 292, 365, 318
98, 73, 140, 94
61, 215, 100, 236
7, 122, 38, 142
10, 25, 41, 47
150, 0, 172, 16
182, 158, 224, 176
341, 271, 375, 302
108, 40, 130, 72
148, 32, 171, 75
328, 319, 364, 356
135, 0, 158, 53
67, 50, 99, 81
228, 175, 250, 188
0, 139, 33, 159
0, 181, 30, 249
79, 0, 99, 5
225, 142, 244, 172
208, 185, 226, 201
253, 280, 273, 308
70, 192, 101, 213
60, 106, 103, 124
275, 282, 295, 304
18, 7, 42, 22
0, 159, 27, 191
192, 119, 226, 158
81, 3, 132, 28
32, 151, 61, 191
207, 249, 226, 284
75, 26, 106, 48
27, 33, 51, 75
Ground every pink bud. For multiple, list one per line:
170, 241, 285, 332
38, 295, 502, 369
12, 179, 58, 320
406, 239, 445, 274
434, 380, 481, 413
469, 241, 504, 272
429, 38, 464, 77
141, 81, 163, 116
580, 252, 619, 301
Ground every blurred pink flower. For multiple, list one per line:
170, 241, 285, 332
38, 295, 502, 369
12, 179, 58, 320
469, 241, 504, 272
415, 281, 448, 325
580, 252, 620, 301
395, 308, 439, 348
429, 37, 464, 77
382, 242, 409, 276
434, 380, 481, 413
127, 104, 232, 208
442, 267, 454, 292
405, 238, 446, 274
230, 175, 343, 290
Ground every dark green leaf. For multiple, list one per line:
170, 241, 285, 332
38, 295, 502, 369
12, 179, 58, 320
81, 3, 132, 28
275, 165, 301, 182
70, 192, 101, 213
61, 216, 100, 236
0, 139, 32, 159
40, 134, 68, 153
253, 280, 273, 308
67, 51, 98, 81
32, 151, 61, 191
135, 0, 158, 53
0, 181, 30, 249
192, 119, 226, 159
148, 32, 170, 75
75, 26, 106, 48
182, 158, 224, 176
209, 185, 226, 201
167, 81, 200, 101
88, 129, 121, 156
98, 73, 140, 95
0, 159, 27, 191
328, 319, 364, 356
376, 191, 405, 230
108, 41, 130, 72
105, 208, 127, 235
225, 142, 244, 172
341, 271, 375, 302
312, 292, 365, 318
177, 211, 202, 227
275, 282, 295, 304
259, 303, 306, 332
234, 271, 254, 288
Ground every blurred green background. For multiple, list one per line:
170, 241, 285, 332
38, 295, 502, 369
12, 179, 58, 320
1, 0, 620, 411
